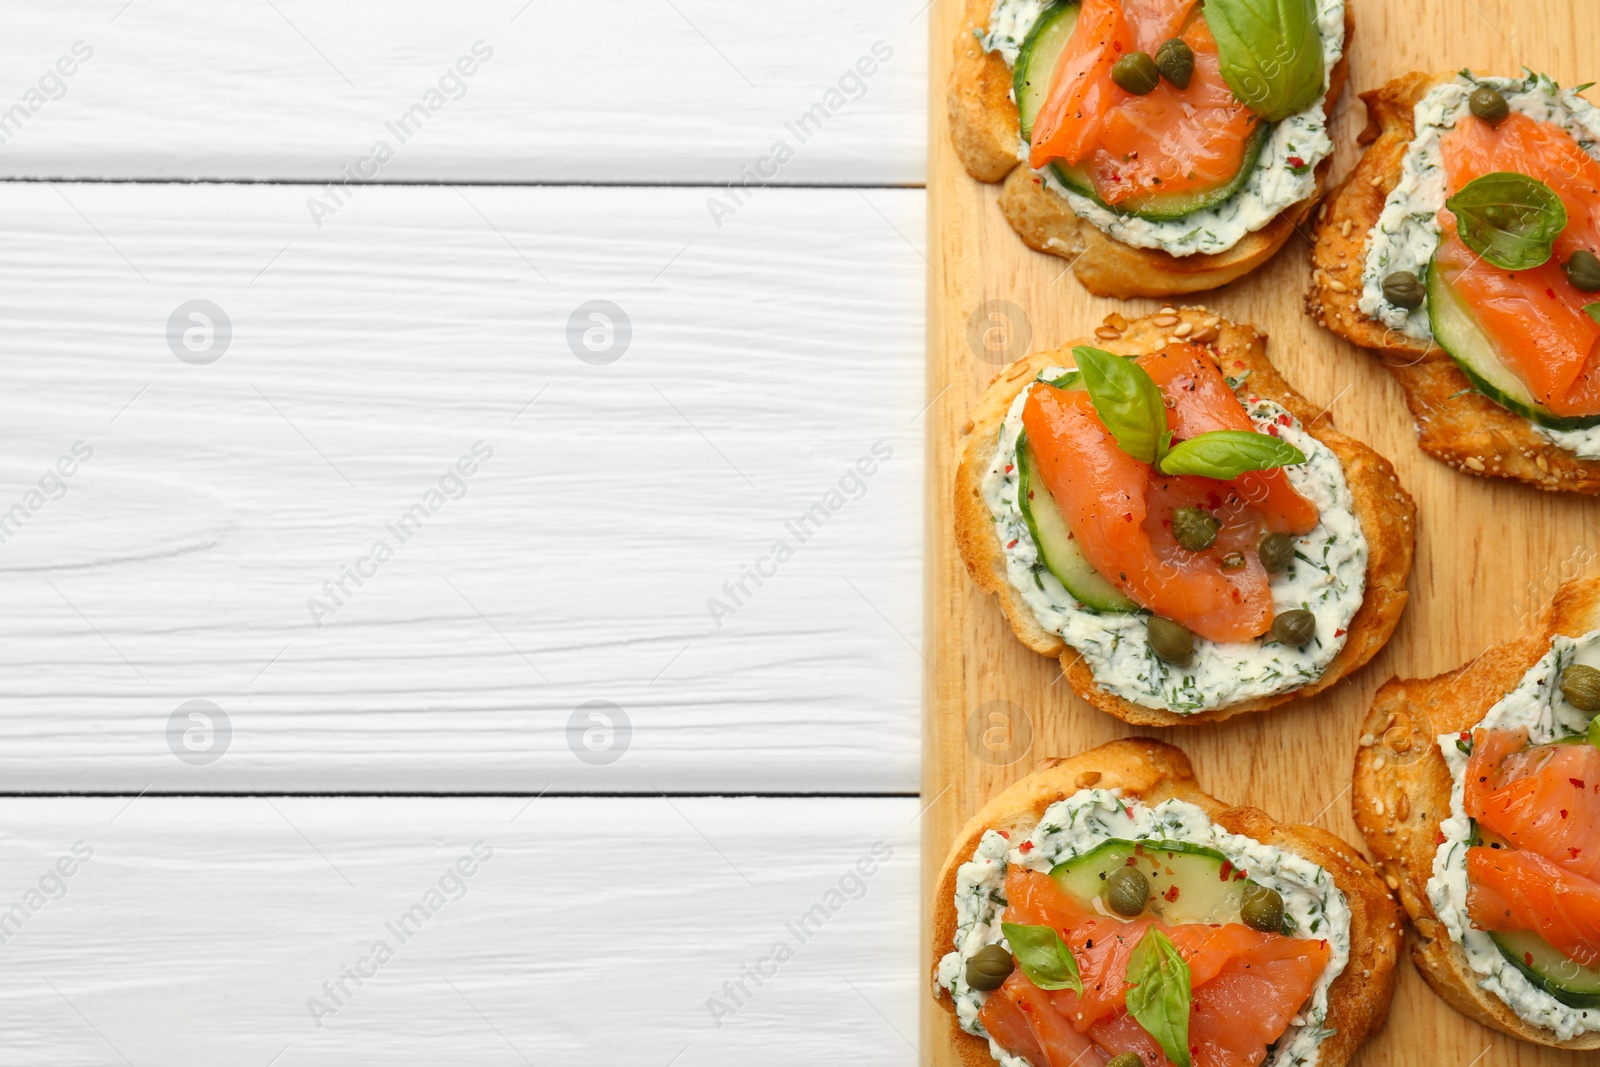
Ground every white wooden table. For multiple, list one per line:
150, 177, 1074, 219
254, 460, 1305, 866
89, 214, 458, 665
0, 3, 927, 1061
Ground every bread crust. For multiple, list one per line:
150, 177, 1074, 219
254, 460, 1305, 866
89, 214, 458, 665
1307, 71, 1600, 495
953, 308, 1416, 726
929, 738, 1403, 1067
1351, 576, 1600, 1050
948, 0, 1353, 298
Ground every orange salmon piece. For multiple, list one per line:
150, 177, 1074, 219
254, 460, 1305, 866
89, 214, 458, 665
1029, 0, 1257, 205
1467, 846, 1600, 967
1466, 728, 1600, 880
981, 972, 1112, 1067
1437, 111, 1600, 416
1020, 346, 1319, 642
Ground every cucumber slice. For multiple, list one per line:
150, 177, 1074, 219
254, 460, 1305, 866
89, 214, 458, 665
1427, 252, 1600, 432
1016, 432, 1139, 614
1051, 124, 1271, 223
1490, 929, 1600, 1008
1049, 839, 1261, 926
1014, 2, 1080, 142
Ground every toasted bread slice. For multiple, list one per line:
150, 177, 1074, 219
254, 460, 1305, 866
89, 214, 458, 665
948, 0, 1353, 298
930, 738, 1403, 1067
1307, 71, 1600, 495
1352, 576, 1600, 1049
954, 308, 1415, 726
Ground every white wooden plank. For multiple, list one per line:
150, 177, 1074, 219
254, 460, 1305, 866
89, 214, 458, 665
0, 0, 927, 184
0, 180, 925, 793
0, 795, 919, 1065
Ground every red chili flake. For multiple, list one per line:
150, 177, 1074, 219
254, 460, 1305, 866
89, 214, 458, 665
1288, 155, 1306, 168
1276, 414, 1292, 425
1436, 830, 1448, 845
1124, 513, 1134, 522
1113, 40, 1124, 52
1019, 840, 1034, 854
1334, 628, 1347, 637
1233, 869, 1248, 881
1571, 847, 1584, 860
1572, 778, 1587, 789
1460, 732, 1471, 741
1267, 424, 1280, 437
1526, 952, 1535, 967
1033, 177, 1043, 185
998, 830, 1010, 838
1007, 539, 1019, 549
1020, 998, 1034, 1014
1561, 809, 1570, 819
1005, 464, 1015, 474
1219, 860, 1234, 881
1164, 885, 1181, 903
1547, 288, 1558, 300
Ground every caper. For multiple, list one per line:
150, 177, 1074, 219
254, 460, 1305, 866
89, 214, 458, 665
1220, 551, 1246, 571
1560, 663, 1600, 713
1106, 866, 1151, 917
1240, 885, 1285, 933
1564, 250, 1600, 293
1111, 52, 1161, 96
1172, 506, 1220, 551
1381, 270, 1425, 310
1154, 38, 1194, 90
1271, 608, 1317, 647
1147, 616, 1194, 665
1107, 1054, 1146, 1067
965, 943, 1015, 992
1258, 532, 1295, 573
1469, 87, 1510, 126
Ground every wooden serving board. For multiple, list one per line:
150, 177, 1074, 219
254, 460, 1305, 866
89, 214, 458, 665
921, 1, 1600, 1064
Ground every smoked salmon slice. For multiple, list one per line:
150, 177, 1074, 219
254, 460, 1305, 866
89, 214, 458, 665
1467, 846, 1600, 967
977, 852, 1334, 1066
1084, 941, 1331, 1067
1437, 111, 1600, 417
980, 973, 1112, 1067
1021, 345, 1319, 643
1465, 728, 1600, 880
1029, 0, 1259, 205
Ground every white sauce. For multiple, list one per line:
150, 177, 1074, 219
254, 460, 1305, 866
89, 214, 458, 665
1427, 630, 1600, 1040
1357, 72, 1600, 459
982, 0, 1347, 257
980, 367, 1368, 713
936, 790, 1350, 1067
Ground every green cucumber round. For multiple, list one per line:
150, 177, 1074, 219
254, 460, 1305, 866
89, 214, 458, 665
1489, 928, 1600, 1008
1016, 432, 1138, 614
1049, 838, 1260, 926
1427, 251, 1600, 432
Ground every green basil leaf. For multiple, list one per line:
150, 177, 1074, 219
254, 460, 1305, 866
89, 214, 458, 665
1125, 928, 1193, 1067
1584, 302, 1600, 325
1203, 0, 1325, 123
1000, 922, 1083, 994
1071, 345, 1170, 464
1157, 429, 1306, 479
1445, 172, 1567, 271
